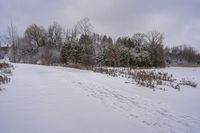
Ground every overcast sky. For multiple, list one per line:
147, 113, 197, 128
0, 0, 200, 51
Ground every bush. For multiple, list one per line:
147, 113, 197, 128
37, 47, 60, 65
0, 74, 10, 85
133, 70, 173, 88
0, 63, 10, 69
180, 79, 198, 88
0, 62, 13, 91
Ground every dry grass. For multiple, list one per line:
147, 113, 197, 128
61, 63, 94, 70
93, 67, 119, 77
0, 63, 11, 69
172, 64, 200, 67
0, 62, 13, 91
180, 78, 198, 88
0, 74, 10, 85
133, 70, 173, 89
93, 67, 198, 91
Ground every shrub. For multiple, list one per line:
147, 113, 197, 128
0, 63, 13, 91
133, 70, 173, 88
0, 74, 10, 85
93, 67, 198, 91
180, 78, 198, 88
0, 63, 10, 69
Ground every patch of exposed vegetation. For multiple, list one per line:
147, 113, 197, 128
132, 70, 173, 89
180, 78, 198, 88
93, 67, 198, 91
0, 62, 13, 91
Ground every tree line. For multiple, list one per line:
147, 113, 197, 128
165, 45, 200, 65
4, 18, 200, 68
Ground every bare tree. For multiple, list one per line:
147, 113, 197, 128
71, 25, 79, 41
48, 22, 63, 49
8, 22, 18, 62
147, 31, 164, 46
166, 44, 199, 64
132, 33, 147, 47
64, 29, 71, 42
147, 31, 165, 67
64, 26, 79, 42
24, 24, 47, 47
76, 17, 93, 36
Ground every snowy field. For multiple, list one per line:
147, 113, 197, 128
0, 63, 200, 133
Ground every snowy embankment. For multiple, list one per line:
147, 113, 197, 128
0, 63, 200, 133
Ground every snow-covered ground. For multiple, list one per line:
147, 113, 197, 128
0, 63, 200, 133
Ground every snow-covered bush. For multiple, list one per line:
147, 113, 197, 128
170, 82, 181, 90
0, 73, 10, 85
0, 62, 13, 91
180, 78, 198, 88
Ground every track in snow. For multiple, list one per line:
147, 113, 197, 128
0, 63, 200, 133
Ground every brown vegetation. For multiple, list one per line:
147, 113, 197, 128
93, 67, 197, 91
0, 62, 13, 91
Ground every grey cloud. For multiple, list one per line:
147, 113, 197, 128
0, 0, 200, 51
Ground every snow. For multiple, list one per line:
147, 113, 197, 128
0, 63, 200, 133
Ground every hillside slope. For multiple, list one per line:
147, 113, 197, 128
0, 64, 200, 133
